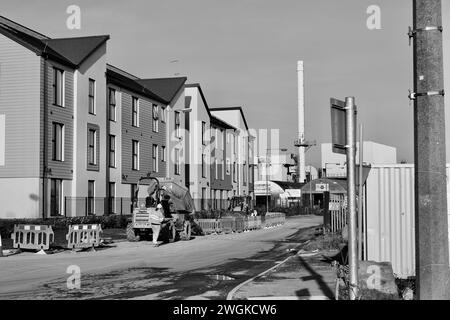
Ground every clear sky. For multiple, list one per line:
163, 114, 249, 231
3, 0, 450, 167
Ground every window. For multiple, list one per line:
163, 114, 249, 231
233, 135, 237, 155
152, 104, 159, 132
161, 146, 166, 162
221, 159, 225, 180
174, 148, 180, 175
215, 128, 219, 150
132, 97, 139, 127
243, 162, 247, 184
202, 121, 206, 145
152, 144, 158, 172
53, 68, 64, 107
88, 129, 97, 165
226, 159, 231, 175
175, 111, 180, 138
50, 179, 62, 217
219, 129, 223, 151
132, 140, 139, 170
233, 161, 237, 183
161, 107, 166, 123
109, 88, 116, 121
88, 180, 95, 215
88, 79, 96, 114
131, 184, 138, 203
109, 135, 116, 168
201, 188, 207, 210
202, 153, 206, 178
52, 122, 64, 161
109, 182, 116, 214
215, 159, 218, 180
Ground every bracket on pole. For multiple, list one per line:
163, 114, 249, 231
408, 89, 445, 100
408, 26, 443, 46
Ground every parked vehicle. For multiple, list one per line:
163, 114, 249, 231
126, 174, 195, 243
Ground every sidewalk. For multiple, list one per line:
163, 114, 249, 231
231, 249, 338, 300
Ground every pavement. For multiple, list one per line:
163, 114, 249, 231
0, 215, 327, 300
230, 248, 338, 300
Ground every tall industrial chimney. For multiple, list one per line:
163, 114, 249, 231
297, 61, 306, 183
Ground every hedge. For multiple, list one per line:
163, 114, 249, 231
0, 214, 131, 238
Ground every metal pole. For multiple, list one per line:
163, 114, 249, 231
266, 150, 269, 214
413, 0, 450, 300
345, 96, 358, 300
358, 124, 363, 260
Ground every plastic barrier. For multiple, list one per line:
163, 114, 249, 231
11, 225, 54, 251
66, 224, 103, 250
195, 219, 221, 234
234, 216, 244, 233
220, 217, 235, 233
245, 216, 262, 231
264, 213, 286, 228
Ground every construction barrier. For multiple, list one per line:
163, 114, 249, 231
11, 225, 54, 251
66, 224, 103, 250
264, 212, 286, 228
234, 216, 244, 233
195, 219, 221, 234
221, 217, 235, 233
245, 216, 262, 231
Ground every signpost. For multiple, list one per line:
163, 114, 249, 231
330, 97, 358, 299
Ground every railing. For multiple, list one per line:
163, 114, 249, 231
328, 194, 347, 233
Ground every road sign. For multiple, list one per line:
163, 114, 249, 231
316, 183, 329, 192
330, 98, 357, 155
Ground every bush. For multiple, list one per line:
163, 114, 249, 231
0, 214, 131, 238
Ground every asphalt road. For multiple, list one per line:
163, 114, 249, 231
0, 215, 322, 300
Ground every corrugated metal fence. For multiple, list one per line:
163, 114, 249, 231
366, 164, 450, 278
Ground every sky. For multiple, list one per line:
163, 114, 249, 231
2, 0, 450, 167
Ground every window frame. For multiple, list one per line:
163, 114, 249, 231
174, 148, 180, 175
132, 96, 139, 127
152, 144, 159, 173
109, 88, 116, 122
88, 78, 96, 115
52, 122, 64, 162
202, 121, 206, 146
152, 104, 159, 133
109, 134, 116, 168
88, 128, 97, 165
174, 111, 181, 138
161, 146, 166, 162
53, 67, 65, 107
132, 140, 140, 171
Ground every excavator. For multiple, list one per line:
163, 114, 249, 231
126, 174, 195, 243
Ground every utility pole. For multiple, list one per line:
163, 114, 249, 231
346, 97, 358, 300
412, 0, 450, 299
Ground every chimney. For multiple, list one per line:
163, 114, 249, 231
297, 61, 306, 183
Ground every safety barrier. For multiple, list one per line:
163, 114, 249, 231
221, 217, 235, 233
245, 216, 262, 231
66, 224, 103, 250
195, 219, 222, 234
264, 212, 286, 228
11, 225, 54, 251
234, 216, 244, 233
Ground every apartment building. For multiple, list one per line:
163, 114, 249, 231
210, 115, 235, 211
0, 16, 255, 218
0, 16, 110, 219
184, 84, 211, 209
210, 107, 255, 203
105, 65, 169, 215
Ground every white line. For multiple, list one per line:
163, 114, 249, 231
226, 254, 294, 300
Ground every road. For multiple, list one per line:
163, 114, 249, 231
0, 215, 322, 300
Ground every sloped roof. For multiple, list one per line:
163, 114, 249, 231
210, 115, 236, 130
45, 35, 109, 67
0, 15, 109, 69
136, 77, 187, 103
106, 65, 167, 104
210, 106, 250, 130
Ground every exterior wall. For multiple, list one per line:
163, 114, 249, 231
0, 33, 41, 178
166, 89, 186, 187
120, 89, 167, 185
321, 141, 398, 178
0, 33, 42, 218
366, 164, 450, 278
185, 87, 210, 207
69, 44, 108, 216
210, 123, 232, 190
